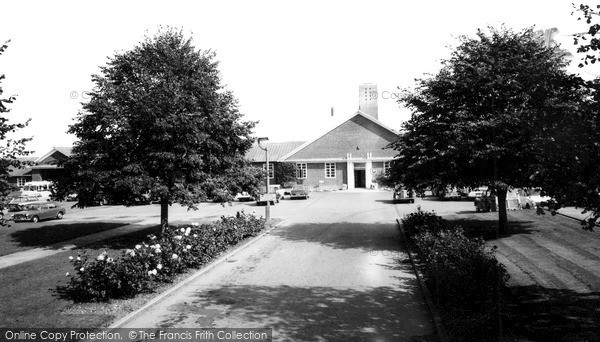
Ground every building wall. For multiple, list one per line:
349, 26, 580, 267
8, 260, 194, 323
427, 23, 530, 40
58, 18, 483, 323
300, 162, 346, 190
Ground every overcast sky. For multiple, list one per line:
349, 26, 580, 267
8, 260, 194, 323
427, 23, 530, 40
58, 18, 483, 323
0, 0, 596, 156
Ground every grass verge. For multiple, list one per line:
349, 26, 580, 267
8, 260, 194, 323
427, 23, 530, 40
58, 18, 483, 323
0, 219, 281, 328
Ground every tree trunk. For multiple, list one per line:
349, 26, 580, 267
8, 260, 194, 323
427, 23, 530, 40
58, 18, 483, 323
160, 198, 169, 234
497, 187, 508, 237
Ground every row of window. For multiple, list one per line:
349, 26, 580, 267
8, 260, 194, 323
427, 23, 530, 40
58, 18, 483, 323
262, 161, 392, 179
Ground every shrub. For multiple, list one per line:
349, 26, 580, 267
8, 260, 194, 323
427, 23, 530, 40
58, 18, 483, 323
414, 228, 509, 340
400, 206, 447, 238
65, 211, 265, 302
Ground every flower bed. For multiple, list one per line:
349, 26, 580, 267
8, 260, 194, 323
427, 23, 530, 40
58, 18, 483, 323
64, 211, 265, 302
401, 208, 509, 340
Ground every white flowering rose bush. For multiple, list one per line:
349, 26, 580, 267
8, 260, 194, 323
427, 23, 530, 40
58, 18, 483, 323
65, 211, 265, 301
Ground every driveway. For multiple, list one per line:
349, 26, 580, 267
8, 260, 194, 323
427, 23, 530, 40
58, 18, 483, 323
115, 191, 437, 341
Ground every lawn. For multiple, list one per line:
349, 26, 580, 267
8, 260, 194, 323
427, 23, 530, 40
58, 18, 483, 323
0, 225, 161, 328
442, 210, 600, 341
0, 219, 279, 329
0, 221, 128, 256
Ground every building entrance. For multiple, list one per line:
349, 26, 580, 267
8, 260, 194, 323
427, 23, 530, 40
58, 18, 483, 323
354, 169, 366, 188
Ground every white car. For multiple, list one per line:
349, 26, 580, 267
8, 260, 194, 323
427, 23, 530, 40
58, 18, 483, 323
520, 189, 552, 209
467, 190, 485, 199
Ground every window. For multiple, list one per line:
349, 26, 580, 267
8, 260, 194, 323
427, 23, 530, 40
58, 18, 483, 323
263, 163, 274, 179
16, 178, 26, 187
383, 161, 391, 176
296, 163, 307, 179
325, 163, 336, 178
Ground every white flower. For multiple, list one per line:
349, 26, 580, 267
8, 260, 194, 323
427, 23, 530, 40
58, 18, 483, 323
193, 234, 198, 238
157, 264, 163, 270
185, 227, 191, 236
148, 269, 157, 276
155, 249, 162, 254
65, 272, 70, 276
97, 254, 105, 261
150, 235, 156, 240
79, 267, 84, 272
172, 253, 178, 260
192, 222, 199, 227
175, 235, 183, 240
76, 257, 81, 261
107, 257, 113, 263
186, 245, 192, 250
135, 244, 142, 249
213, 227, 216, 231
180, 228, 185, 233
68, 256, 73, 261
130, 251, 136, 257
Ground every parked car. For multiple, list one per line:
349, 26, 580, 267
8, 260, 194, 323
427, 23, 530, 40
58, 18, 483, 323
393, 186, 415, 203
11, 202, 66, 223
467, 188, 487, 199
8, 195, 44, 204
474, 189, 497, 212
235, 192, 254, 202
290, 185, 310, 200
519, 188, 552, 209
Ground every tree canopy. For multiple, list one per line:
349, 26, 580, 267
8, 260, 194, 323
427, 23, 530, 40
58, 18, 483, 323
388, 27, 588, 235
0, 41, 31, 196
59, 29, 259, 230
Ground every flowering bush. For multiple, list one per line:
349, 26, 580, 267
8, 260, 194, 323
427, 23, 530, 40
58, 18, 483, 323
400, 206, 447, 238
65, 211, 265, 302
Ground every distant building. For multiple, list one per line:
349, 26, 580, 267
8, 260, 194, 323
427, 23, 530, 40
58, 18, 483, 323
6, 147, 72, 189
246, 110, 398, 190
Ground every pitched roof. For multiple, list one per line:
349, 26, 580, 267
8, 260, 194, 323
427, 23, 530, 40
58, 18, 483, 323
34, 146, 73, 164
7, 157, 37, 177
281, 111, 399, 161
245, 141, 305, 162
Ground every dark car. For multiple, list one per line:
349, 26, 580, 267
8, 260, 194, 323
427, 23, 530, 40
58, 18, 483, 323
12, 202, 66, 223
290, 185, 309, 200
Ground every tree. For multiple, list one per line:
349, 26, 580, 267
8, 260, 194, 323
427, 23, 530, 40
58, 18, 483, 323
388, 27, 587, 236
573, 2, 600, 67
274, 162, 298, 187
0, 41, 31, 196
60, 28, 257, 231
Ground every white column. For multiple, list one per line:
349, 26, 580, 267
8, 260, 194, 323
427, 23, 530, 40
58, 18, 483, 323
346, 153, 354, 189
365, 156, 373, 189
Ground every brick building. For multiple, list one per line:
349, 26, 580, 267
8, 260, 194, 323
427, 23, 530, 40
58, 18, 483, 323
246, 110, 398, 190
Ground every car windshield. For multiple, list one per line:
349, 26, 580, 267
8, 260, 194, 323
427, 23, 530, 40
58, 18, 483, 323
8, 204, 26, 212
292, 186, 305, 190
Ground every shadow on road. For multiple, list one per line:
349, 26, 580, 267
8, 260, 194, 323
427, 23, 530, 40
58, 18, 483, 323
157, 284, 436, 341
271, 222, 402, 252
504, 286, 600, 342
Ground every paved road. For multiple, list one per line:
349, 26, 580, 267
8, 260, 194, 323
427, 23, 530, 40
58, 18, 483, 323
117, 191, 438, 341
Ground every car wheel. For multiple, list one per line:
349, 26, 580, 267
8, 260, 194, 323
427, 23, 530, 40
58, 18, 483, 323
525, 203, 530, 209
31, 216, 39, 223
56, 212, 64, 219
410, 199, 415, 203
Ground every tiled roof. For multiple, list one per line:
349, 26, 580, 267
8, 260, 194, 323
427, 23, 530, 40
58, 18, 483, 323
245, 141, 305, 162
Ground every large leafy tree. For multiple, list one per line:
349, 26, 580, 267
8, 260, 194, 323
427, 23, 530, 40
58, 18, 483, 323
60, 29, 258, 231
0, 41, 31, 195
389, 27, 586, 236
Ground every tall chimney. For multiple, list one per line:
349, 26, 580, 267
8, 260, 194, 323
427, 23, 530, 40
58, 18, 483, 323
358, 83, 378, 120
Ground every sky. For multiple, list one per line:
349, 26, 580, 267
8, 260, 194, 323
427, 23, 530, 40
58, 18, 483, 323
0, 0, 597, 156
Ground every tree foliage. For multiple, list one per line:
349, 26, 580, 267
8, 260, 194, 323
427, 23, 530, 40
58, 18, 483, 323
59, 28, 258, 230
389, 27, 587, 235
274, 162, 297, 187
0, 41, 31, 195
573, 2, 600, 67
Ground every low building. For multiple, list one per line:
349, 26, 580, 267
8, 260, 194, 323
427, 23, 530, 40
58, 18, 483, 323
246, 110, 398, 190
6, 147, 72, 189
